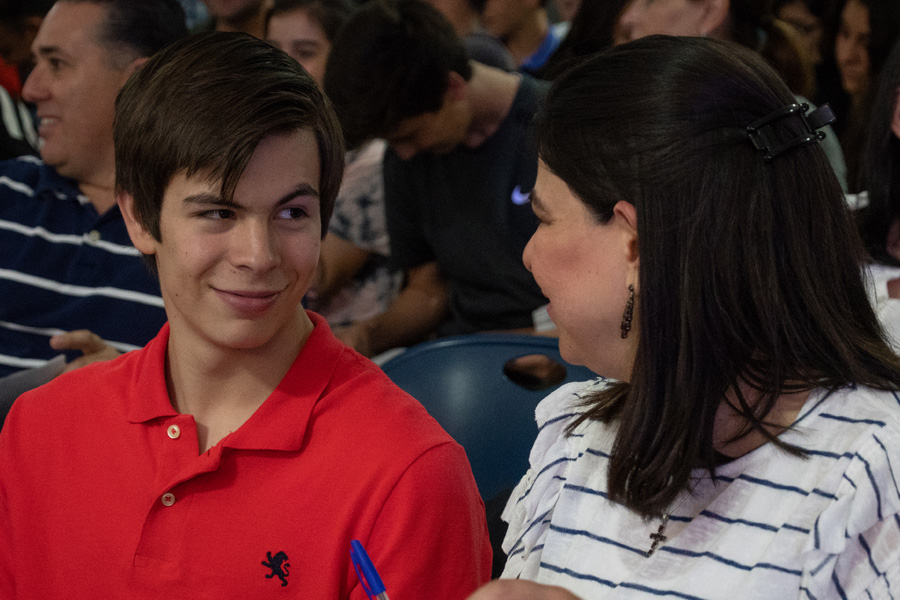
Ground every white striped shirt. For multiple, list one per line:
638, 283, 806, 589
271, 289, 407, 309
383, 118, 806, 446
502, 379, 900, 599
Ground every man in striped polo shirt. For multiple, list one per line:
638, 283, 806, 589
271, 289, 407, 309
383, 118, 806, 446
0, 0, 186, 405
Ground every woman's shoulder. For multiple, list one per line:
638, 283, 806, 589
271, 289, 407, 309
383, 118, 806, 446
803, 384, 900, 435
786, 385, 900, 478
501, 378, 613, 570
785, 385, 900, 532
789, 385, 900, 596
529, 377, 612, 459
534, 377, 609, 426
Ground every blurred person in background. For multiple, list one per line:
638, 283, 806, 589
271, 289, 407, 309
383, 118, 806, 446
324, 0, 551, 357
854, 39, 900, 347
775, 0, 825, 67
0, 0, 185, 422
422, 0, 516, 69
819, 0, 900, 191
482, 0, 563, 72
536, 0, 631, 80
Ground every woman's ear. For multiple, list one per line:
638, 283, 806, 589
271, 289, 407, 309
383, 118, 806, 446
613, 200, 639, 273
117, 192, 158, 256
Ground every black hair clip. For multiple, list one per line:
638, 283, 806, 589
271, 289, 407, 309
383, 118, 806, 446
745, 102, 836, 161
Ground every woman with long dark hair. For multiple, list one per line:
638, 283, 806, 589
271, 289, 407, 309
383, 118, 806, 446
469, 35, 900, 599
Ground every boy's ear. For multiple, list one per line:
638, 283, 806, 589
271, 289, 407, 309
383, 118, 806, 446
117, 191, 157, 256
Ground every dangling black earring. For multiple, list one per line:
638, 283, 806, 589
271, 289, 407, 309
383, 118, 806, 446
621, 284, 634, 339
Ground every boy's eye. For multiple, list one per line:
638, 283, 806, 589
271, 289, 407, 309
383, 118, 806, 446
202, 209, 234, 219
277, 206, 308, 219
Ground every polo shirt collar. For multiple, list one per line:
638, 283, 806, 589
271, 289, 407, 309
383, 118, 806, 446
126, 312, 344, 453
30, 159, 122, 218
30, 159, 87, 203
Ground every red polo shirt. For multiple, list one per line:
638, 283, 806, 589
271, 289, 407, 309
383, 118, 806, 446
0, 312, 491, 598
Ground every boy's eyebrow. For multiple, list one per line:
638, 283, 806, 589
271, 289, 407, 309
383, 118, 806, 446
181, 184, 320, 208
529, 189, 544, 211
182, 192, 231, 206
276, 183, 320, 206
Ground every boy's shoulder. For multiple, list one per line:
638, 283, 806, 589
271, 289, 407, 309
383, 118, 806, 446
319, 340, 458, 453
9, 338, 160, 430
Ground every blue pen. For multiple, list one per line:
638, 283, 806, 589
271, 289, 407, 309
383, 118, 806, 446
350, 539, 390, 600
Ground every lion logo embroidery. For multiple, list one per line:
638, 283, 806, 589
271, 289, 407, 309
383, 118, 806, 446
262, 550, 290, 586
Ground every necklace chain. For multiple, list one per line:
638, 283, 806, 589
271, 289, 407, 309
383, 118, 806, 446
646, 492, 692, 558
646, 514, 670, 557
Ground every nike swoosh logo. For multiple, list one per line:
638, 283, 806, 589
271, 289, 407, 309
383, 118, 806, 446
511, 185, 531, 205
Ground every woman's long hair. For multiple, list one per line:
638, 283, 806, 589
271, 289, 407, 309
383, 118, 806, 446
538, 35, 900, 518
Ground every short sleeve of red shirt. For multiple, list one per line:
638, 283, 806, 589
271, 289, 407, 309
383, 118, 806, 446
354, 442, 492, 600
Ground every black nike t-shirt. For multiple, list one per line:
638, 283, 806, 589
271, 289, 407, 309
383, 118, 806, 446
383, 75, 549, 335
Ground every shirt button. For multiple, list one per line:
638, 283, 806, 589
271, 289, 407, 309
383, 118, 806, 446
87, 230, 101, 242
167, 424, 181, 439
161, 493, 176, 507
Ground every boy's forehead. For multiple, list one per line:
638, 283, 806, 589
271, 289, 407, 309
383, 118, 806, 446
161, 131, 323, 207
161, 168, 221, 204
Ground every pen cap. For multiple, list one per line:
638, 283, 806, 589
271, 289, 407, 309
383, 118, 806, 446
350, 539, 387, 596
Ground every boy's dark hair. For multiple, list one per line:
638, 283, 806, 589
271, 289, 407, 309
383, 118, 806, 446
114, 31, 345, 249
323, 0, 472, 147
59, 0, 187, 65
268, 0, 355, 43
539, 35, 900, 518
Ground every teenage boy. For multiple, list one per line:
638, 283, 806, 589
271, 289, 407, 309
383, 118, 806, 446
324, 0, 550, 357
0, 32, 491, 597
